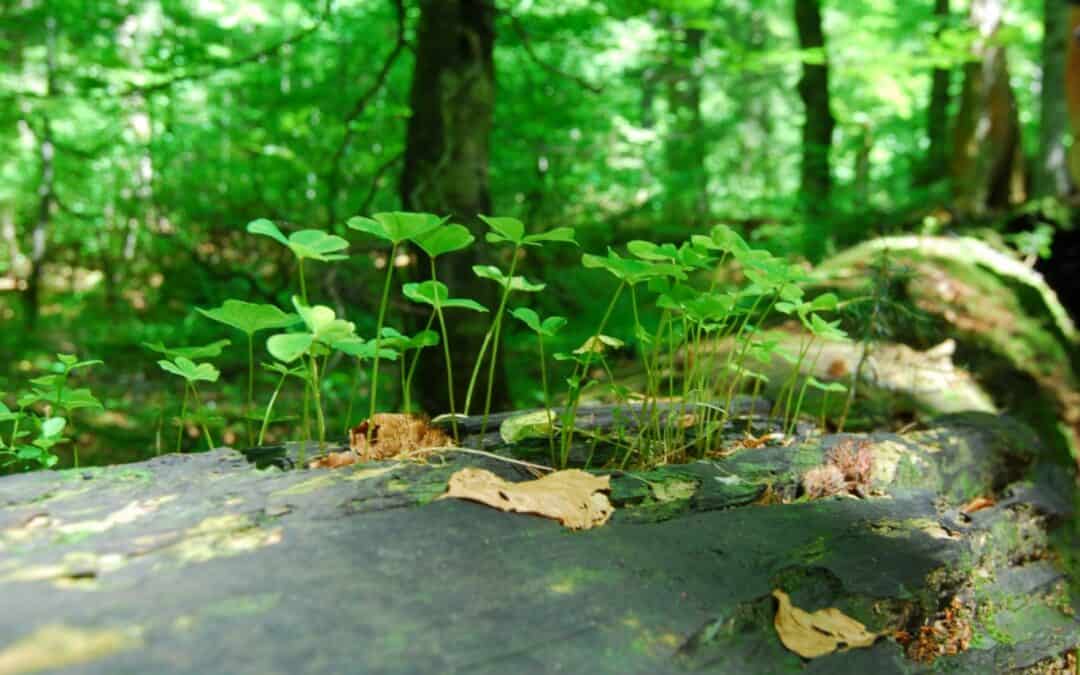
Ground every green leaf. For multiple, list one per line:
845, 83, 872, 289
413, 224, 475, 258
472, 265, 545, 292
292, 297, 357, 345
499, 410, 557, 443
627, 240, 679, 262
347, 212, 445, 245
247, 218, 290, 247
266, 333, 315, 363
523, 226, 577, 247
478, 215, 525, 245
332, 338, 400, 361
379, 327, 440, 351
402, 280, 489, 312
34, 388, 104, 412
510, 308, 566, 337
807, 376, 847, 393
582, 248, 686, 284
574, 334, 625, 354
57, 354, 78, 367
196, 300, 296, 336
142, 340, 232, 360
40, 417, 66, 438
247, 219, 348, 261
262, 362, 308, 378
158, 357, 221, 383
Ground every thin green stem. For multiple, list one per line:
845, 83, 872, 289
433, 303, 459, 442
477, 247, 522, 436
367, 243, 399, 438
538, 334, 555, 464
176, 384, 189, 453
245, 334, 255, 447
188, 383, 215, 450
258, 371, 289, 446
298, 258, 308, 304
404, 310, 438, 415
309, 354, 326, 449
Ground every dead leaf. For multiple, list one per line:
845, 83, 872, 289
309, 450, 360, 469
772, 589, 879, 659
960, 496, 995, 514
348, 413, 450, 461
439, 468, 613, 530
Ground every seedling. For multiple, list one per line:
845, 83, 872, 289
246, 219, 349, 303
402, 280, 487, 440
346, 212, 443, 433
196, 300, 296, 446
267, 297, 365, 450
510, 307, 567, 460
157, 356, 220, 451
463, 216, 576, 438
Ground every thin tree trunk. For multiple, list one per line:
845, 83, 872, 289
663, 20, 708, 227
950, 0, 1026, 215
1036, 0, 1072, 197
400, 0, 500, 415
794, 0, 835, 210
1066, 1, 1080, 184
921, 0, 952, 186
25, 12, 57, 331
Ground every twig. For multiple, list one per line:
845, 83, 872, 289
402, 446, 556, 473
505, 13, 602, 94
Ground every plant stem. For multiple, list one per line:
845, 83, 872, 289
403, 310, 438, 414
176, 384, 189, 452
188, 383, 215, 450
429, 273, 460, 441
560, 280, 625, 464
258, 371, 289, 446
477, 247, 521, 436
309, 354, 326, 449
538, 334, 555, 464
245, 334, 255, 447
367, 242, 398, 439
298, 258, 308, 304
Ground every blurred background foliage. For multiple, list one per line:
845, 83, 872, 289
1, 0, 1078, 466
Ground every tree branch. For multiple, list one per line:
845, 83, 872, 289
326, 0, 407, 225
504, 11, 602, 94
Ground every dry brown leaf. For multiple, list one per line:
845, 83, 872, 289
439, 468, 613, 530
309, 450, 360, 469
349, 413, 451, 461
960, 496, 996, 514
772, 589, 879, 659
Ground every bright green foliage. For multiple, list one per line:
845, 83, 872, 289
347, 212, 445, 245
247, 220, 349, 262
404, 281, 489, 312
158, 358, 220, 384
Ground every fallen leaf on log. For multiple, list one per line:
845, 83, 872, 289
439, 468, 613, 530
772, 589, 879, 658
960, 496, 995, 514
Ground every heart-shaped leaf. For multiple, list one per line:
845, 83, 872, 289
627, 240, 680, 262
523, 227, 577, 247
142, 340, 232, 360
479, 215, 526, 245
332, 337, 400, 361
347, 212, 445, 245
158, 357, 221, 383
248, 219, 349, 261
379, 327, 440, 351
510, 308, 566, 337
582, 248, 686, 284
403, 280, 489, 311
472, 265, 545, 292
413, 224, 475, 258
197, 300, 297, 336
292, 297, 357, 345
266, 333, 315, 363
40, 417, 66, 438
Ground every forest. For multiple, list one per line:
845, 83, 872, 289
1, 0, 1079, 673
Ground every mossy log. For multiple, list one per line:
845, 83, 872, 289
0, 413, 1075, 674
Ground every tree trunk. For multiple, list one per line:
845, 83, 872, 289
794, 0, 835, 212
24, 11, 57, 331
1036, 0, 1072, 197
399, 0, 501, 415
921, 0, 952, 186
663, 21, 708, 227
950, 0, 1026, 215
1066, 1, 1080, 184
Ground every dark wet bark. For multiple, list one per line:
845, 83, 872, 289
663, 21, 708, 227
921, 0, 952, 187
1036, 0, 1072, 197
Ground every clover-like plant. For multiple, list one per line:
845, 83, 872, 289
257, 362, 308, 446
402, 280, 487, 440
267, 297, 363, 450
346, 212, 443, 431
377, 326, 439, 413
510, 307, 566, 460
196, 300, 296, 447
463, 215, 576, 437
0, 403, 66, 470
247, 219, 349, 303
157, 357, 220, 452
